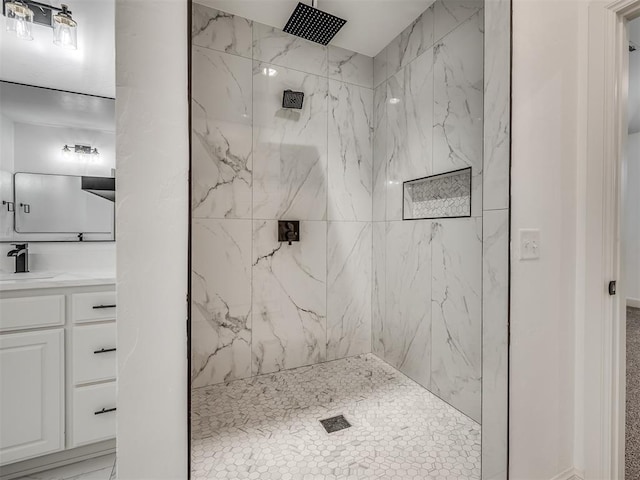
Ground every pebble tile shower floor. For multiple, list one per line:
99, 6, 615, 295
191, 354, 480, 479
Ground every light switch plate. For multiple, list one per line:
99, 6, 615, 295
519, 229, 540, 260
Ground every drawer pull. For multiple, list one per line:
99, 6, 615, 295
94, 407, 116, 415
92, 304, 116, 310
93, 347, 116, 354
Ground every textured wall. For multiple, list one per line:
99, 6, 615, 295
190, 3, 374, 388
371, 1, 485, 423
115, 0, 189, 477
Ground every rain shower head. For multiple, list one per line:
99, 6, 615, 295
283, 1, 347, 46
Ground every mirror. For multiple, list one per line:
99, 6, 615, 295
14, 173, 114, 237
0, 81, 116, 242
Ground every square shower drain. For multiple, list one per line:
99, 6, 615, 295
320, 415, 351, 433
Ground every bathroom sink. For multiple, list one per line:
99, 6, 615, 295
0, 271, 57, 281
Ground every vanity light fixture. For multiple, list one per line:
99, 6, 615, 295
62, 144, 100, 161
3, 0, 77, 49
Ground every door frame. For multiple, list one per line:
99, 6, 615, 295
584, 1, 640, 478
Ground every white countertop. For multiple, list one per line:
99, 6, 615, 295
0, 271, 116, 291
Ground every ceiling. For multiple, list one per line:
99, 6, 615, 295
0, 0, 115, 98
0, 82, 115, 132
199, 0, 435, 57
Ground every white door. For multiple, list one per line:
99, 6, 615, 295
0, 329, 64, 465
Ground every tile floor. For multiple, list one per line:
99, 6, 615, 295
15, 454, 116, 480
192, 354, 481, 480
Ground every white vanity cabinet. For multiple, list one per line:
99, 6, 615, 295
0, 283, 116, 468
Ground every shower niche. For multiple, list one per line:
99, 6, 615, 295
403, 167, 472, 220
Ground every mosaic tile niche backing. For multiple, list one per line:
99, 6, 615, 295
403, 168, 471, 220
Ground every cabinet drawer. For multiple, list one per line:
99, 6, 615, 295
71, 382, 116, 447
71, 292, 116, 323
0, 295, 65, 332
73, 323, 116, 385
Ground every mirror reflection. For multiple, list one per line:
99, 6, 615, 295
0, 81, 116, 243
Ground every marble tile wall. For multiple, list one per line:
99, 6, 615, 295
482, 0, 511, 478
190, 3, 373, 386
191, 0, 512, 476
372, 0, 485, 423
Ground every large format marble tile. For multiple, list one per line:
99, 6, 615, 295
373, 46, 387, 88
482, 209, 509, 480
430, 218, 482, 422
328, 81, 373, 221
434, 0, 484, 42
191, 4, 252, 58
483, 0, 511, 212
191, 219, 252, 388
385, 50, 435, 222
385, 70, 407, 221
252, 62, 328, 220
386, 5, 435, 76
192, 47, 252, 219
327, 222, 372, 360
384, 220, 432, 388
371, 222, 386, 357
328, 46, 373, 88
404, 46, 434, 202
372, 84, 387, 221
253, 22, 327, 77
433, 10, 484, 217
252, 220, 327, 375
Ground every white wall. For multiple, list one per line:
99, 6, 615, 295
625, 132, 640, 307
629, 19, 640, 135
115, 0, 189, 478
625, 18, 640, 306
510, 0, 584, 478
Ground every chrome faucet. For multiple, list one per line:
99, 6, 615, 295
7, 243, 29, 273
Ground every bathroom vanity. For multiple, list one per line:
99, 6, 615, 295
0, 274, 116, 471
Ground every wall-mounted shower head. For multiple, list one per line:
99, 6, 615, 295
283, 90, 304, 109
631, 41, 638, 53
283, 1, 347, 46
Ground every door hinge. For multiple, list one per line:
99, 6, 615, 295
609, 281, 617, 296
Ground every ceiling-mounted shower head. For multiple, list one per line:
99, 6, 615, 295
283, 1, 347, 46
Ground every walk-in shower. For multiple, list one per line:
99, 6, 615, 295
189, 0, 511, 478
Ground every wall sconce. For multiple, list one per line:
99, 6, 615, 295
3, 0, 77, 49
62, 144, 100, 162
